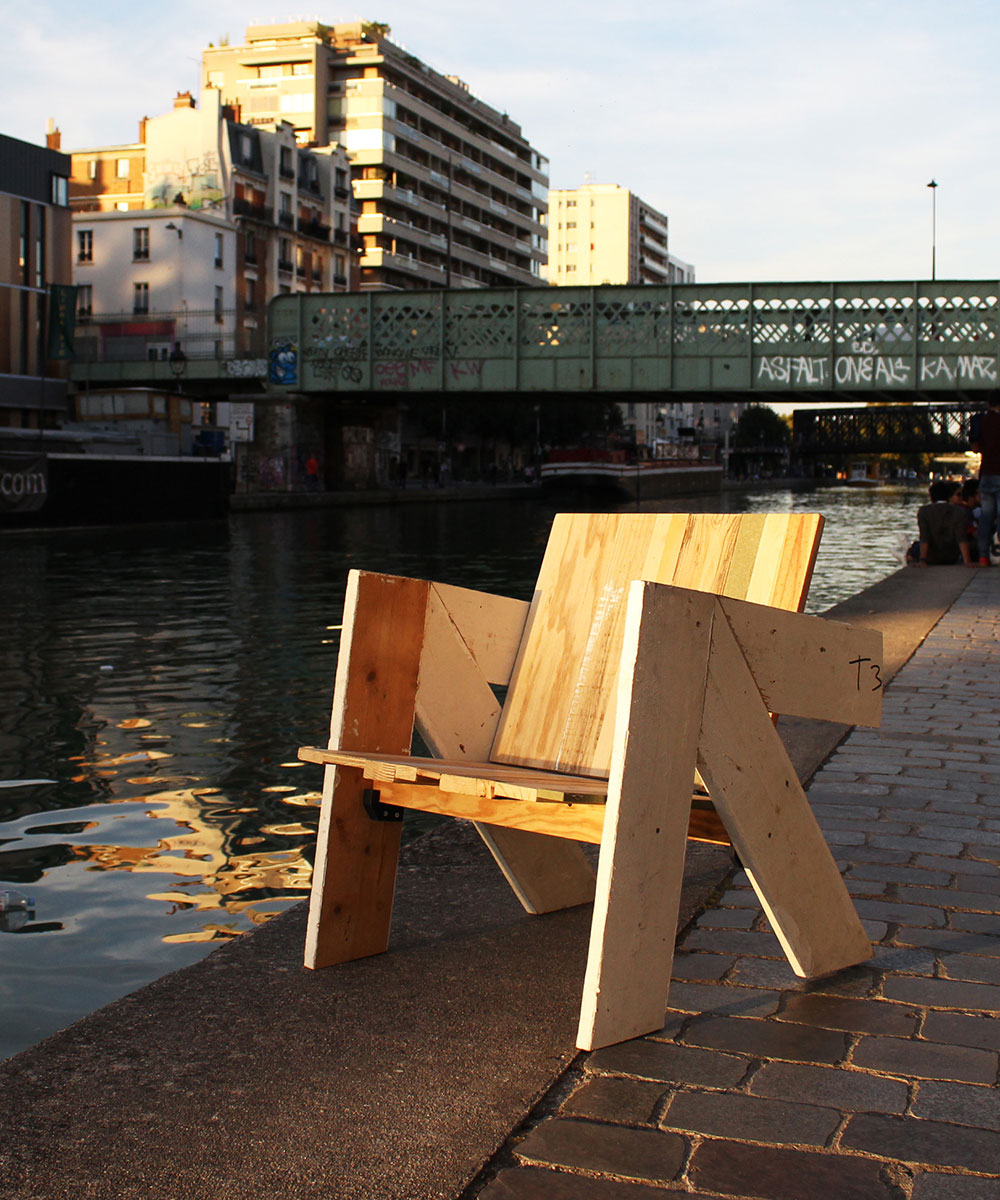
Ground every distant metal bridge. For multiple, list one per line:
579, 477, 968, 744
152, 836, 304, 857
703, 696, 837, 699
267, 280, 1000, 401
792, 404, 977, 455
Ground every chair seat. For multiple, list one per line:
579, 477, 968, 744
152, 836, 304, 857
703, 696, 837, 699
298, 746, 729, 844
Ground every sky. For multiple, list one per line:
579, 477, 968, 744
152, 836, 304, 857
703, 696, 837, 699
5, 0, 999, 285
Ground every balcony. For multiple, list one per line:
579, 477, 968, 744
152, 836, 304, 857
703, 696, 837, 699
333, 227, 348, 245
278, 211, 295, 229
278, 258, 294, 273
300, 218, 331, 241
233, 197, 273, 223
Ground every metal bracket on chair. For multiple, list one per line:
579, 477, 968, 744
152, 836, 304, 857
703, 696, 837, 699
362, 787, 403, 823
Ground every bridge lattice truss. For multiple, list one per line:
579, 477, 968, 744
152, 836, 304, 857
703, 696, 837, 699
792, 405, 976, 455
268, 281, 1000, 398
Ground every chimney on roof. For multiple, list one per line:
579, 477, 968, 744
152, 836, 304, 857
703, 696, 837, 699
138, 117, 148, 143
45, 119, 61, 151
174, 91, 196, 110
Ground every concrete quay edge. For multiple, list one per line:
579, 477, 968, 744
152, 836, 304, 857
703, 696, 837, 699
0, 565, 979, 1200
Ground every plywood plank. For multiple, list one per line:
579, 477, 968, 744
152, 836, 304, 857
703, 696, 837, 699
697, 607, 872, 978
429, 581, 528, 685
717, 595, 883, 727
415, 582, 596, 913
377, 781, 605, 842
577, 582, 715, 1051
493, 513, 824, 779
304, 571, 429, 969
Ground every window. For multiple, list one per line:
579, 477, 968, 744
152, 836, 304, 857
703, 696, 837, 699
245, 229, 257, 263
51, 175, 68, 206
77, 284, 92, 318
88, 159, 97, 180
133, 227, 149, 260
566, 199, 576, 208
77, 229, 93, 263
214, 233, 224, 268
115, 202, 130, 212
133, 282, 149, 314
116, 158, 130, 179
214, 286, 224, 323
246, 278, 256, 307
292, 61, 311, 75
566, 221, 576, 229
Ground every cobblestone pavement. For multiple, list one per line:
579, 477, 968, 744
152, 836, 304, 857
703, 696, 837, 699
475, 573, 1000, 1199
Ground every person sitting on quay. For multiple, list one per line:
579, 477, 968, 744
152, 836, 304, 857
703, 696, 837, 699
909, 479, 977, 567
970, 392, 1000, 566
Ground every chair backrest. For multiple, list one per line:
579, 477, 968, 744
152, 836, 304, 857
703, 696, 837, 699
491, 512, 823, 776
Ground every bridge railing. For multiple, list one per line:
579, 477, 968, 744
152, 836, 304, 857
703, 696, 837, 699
266, 281, 1000, 396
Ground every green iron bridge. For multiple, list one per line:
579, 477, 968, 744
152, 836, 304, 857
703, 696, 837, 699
267, 280, 1000, 402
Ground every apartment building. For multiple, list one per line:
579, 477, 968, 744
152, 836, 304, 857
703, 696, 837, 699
0, 131, 73, 429
546, 184, 694, 286
202, 21, 548, 291
69, 89, 354, 361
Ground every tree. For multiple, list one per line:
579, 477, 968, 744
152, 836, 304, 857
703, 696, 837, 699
733, 404, 791, 450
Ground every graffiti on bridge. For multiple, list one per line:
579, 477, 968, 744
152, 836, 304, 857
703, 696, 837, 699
757, 353, 997, 387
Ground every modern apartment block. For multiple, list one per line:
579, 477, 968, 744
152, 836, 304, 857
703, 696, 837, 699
546, 183, 694, 286
0, 131, 73, 429
68, 90, 354, 362
202, 21, 548, 291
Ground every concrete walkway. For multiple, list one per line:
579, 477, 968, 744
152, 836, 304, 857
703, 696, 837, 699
0, 566, 988, 1200
476, 570, 1000, 1199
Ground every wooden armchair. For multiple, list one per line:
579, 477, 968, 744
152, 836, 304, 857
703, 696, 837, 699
299, 513, 883, 1050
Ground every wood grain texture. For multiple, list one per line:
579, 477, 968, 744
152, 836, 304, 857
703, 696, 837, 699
577, 581, 715, 1050
414, 582, 596, 913
493, 513, 824, 777
697, 607, 872, 978
717, 595, 883, 727
304, 571, 429, 969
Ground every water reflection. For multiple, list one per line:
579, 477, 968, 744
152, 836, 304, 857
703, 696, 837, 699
0, 485, 923, 1058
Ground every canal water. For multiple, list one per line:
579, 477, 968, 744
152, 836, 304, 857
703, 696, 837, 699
0, 484, 924, 1060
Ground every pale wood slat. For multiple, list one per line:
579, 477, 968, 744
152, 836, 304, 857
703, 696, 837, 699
697, 604, 872, 978
578, 582, 715, 1050
717, 595, 883, 727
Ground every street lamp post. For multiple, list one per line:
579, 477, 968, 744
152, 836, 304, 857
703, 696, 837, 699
927, 179, 938, 281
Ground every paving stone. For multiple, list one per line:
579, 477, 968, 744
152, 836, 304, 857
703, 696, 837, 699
948, 913, 1000, 938
480, 1167, 685, 1199
868, 945, 939, 976
853, 898, 947, 927
749, 1061, 909, 1113
560, 1077, 667, 1126
915, 855, 998, 877
515, 1119, 686, 1184
881, 975, 1000, 1012
695, 907, 759, 929
778, 993, 919, 1036
896, 888, 1000, 914
841, 1112, 1000, 1174
665, 981, 780, 1019
940, 954, 1000, 985
910, 1079, 1000, 1131
911, 1171, 1000, 1199
660, 1089, 839, 1146
726, 957, 803, 989
851, 1036, 997, 1084
894, 927, 1000, 957
920, 1011, 1000, 1053
869, 835, 966, 856
848, 865, 953, 887
834, 845, 914, 863
586, 1040, 748, 1088
671, 953, 735, 982
688, 1138, 902, 1199
683, 929, 785, 958
681, 1016, 849, 1065
952, 873, 1000, 895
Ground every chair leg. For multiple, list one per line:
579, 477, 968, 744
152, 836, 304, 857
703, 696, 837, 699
305, 571, 429, 969
697, 606, 872, 978
577, 583, 715, 1051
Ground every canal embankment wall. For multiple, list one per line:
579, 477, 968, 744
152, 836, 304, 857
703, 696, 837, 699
0, 565, 978, 1200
